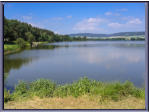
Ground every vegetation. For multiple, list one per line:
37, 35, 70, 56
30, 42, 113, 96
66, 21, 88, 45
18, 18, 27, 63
4, 44, 20, 55
4, 17, 86, 44
25, 32, 35, 47
4, 44, 19, 52
4, 96, 145, 109
4, 89, 11, 103
4, 17, 144, 55
4, 17, 87, 55
4, 77, 145, 104
69, 32, 145, 37
88, 36, 145, 41
16, 38, 26, 48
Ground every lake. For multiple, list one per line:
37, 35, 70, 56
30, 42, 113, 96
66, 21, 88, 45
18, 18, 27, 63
4, 41, 145, 91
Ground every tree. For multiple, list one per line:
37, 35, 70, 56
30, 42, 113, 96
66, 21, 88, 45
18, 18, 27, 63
25, 32, 35, 47
4, 17, 73, 43
83, 36, 87, 40
16, 38, 26, 48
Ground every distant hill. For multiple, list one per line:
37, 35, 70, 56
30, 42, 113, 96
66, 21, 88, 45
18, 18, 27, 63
69, 32, 145, 38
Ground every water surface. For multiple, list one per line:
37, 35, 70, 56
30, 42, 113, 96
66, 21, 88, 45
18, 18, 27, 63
4, 41, 145, 91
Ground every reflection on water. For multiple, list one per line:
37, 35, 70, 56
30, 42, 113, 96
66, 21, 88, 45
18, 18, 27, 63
48, 41, 145, 48
4, 41, 145, 90
4, 58, 32, 73
78, 47, 143, 64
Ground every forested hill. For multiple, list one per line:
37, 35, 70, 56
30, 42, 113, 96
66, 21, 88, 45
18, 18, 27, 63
4, 17, 73, 43
4, 17, 145, 43
69, 32, 145, 37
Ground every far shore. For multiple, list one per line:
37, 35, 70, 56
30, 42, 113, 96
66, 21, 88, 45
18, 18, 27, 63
4, 39, 145, 55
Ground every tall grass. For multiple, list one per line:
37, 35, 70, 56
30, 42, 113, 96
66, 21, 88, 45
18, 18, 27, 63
29, 79, 56, 98
4, 77, 145, 103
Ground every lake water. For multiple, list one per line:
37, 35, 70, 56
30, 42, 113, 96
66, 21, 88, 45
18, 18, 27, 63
4, 41, 145, 91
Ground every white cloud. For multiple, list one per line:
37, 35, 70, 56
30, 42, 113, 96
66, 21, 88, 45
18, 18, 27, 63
108, 18, 142, 29
73, 17, 105, 32
105, 12, 112, 16
108, 22, 122, 28
117, 8, 128, 12
67, 15, 72, 19
87, 18, 102, 23
27, 21, 45, 29
22, 16, 32, 20
105, 12, 120, 16
127, 18, 142, 24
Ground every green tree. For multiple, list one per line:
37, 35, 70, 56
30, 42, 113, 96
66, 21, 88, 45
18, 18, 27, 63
16, 38, 26, 48
25, 32, 35, 47
4, 17, 73, 43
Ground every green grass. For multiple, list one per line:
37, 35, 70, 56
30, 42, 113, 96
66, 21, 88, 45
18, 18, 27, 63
4, 41, 48, 55
4, 77, 145, 103
4, 44, 21, 55
4, 44, 19, 52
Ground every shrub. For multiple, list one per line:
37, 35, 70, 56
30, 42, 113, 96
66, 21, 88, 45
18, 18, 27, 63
131, 88, 145, 99
11, 81, 28, 100
70, 77, 92, 97
14, 81, 28, 94
54, 77, 93, 97
29, 79, 56, 98
90, 80, 103, 95
4, 89, 11, 103
16, 38, 26, 48
25, 32, 35, 47
100, 83, 120, 101
5, 77, 145, 103
53, 84, 72, 97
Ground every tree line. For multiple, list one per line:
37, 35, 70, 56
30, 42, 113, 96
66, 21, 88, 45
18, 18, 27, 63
4, 17, 87, 47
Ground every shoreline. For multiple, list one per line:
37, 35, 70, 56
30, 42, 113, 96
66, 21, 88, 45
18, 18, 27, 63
4, 40, 145, 55
4, 41, 48, 55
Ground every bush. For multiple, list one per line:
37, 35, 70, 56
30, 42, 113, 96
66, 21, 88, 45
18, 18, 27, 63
53, 84, 72, 97
5, 77, 145, 103
70, 77, 92, 97
16, 38, 26, 48
54, 77, 95, 97
29, 79, 56, 98
25, 32, 35, 47
99, 83, 121, 101
15, 81, 28, 94
4, 89, 11, 103
11, 81, 28, 100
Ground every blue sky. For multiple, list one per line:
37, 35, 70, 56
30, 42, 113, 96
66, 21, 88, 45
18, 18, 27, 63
4, 3, 145, 34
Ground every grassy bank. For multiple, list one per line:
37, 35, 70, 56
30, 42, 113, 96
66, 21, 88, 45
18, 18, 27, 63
4, 41, 48, 55
4, 77, 145, 109
4, 44, 20, 55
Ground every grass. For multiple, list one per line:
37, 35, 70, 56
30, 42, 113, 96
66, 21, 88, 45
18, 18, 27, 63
4, 44, 19, 51
4, 41, 48, 55
4, 44, 24, 55
4, 96, 145, 109
4, 77, 145, 109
